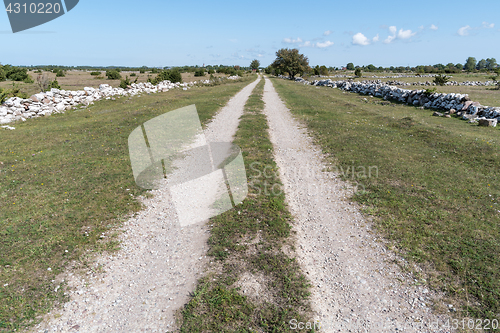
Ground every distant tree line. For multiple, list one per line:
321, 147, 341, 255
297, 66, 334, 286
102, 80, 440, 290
264, 50, 500, 78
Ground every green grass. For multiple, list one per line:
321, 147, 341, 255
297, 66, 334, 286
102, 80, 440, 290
0, 75, 256, 331
180, 78, 314, 332
271, 77, 500, 322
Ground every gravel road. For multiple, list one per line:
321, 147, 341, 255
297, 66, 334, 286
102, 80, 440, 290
33, 76, 261, 333
262, 76, 454, 333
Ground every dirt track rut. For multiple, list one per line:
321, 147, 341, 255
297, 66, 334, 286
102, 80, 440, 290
262, 76, 453, 332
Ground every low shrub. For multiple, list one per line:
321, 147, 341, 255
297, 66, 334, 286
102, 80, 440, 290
106, 70, 121, 80
150, 69, 182, 84
5, 66, 30, 81
119, 76, 131, 89
130, 73, 136, 77
433, 74, 449, 86
48, 79, 61, 90
0, 83, 28, 103
90, 71, 101, 76
194, 69, 205, 77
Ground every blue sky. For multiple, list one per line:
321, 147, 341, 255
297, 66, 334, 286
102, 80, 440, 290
1, 0, 498, 68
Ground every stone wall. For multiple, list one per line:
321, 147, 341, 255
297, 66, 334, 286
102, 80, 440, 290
282, 76, 499, 127
0, 75, 241, 128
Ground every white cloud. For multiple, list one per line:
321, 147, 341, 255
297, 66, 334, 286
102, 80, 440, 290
430, 24, 438, 30
301, 40, 311, 47
372, 34, 379, 42
419, 25, 424, 30
283, 37, 302, 44
352, 32, 370, 45
384, 35, 395, 44
483, 21, 495, 28
257, 54, 263, 57
458, 25, 471, 36
323, 30, 332, 36
383, 26, 397, 43
316, 40, 334, 48
397, 28, 416, 39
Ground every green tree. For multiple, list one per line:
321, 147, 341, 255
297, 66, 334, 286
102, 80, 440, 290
354, 68, 362, 77
464, 57, 477, 72
486, 58, 498, 70
477, 59, 487, 70
455, 63, 463, 70
271, 48, 310, 79
346, 63, 355, 70
319, 65, 328, 76
250, 59, 260, 70
366, 64, 376, 71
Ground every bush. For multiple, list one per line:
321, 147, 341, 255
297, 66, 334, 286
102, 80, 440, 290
106, 70, 121, 80
354, 68, 362, 77
424, 87, 438, 96
119, 76, 131, 89
0, 88, 8, 104
208, 69, 215, 74
55, 69, 65, 77
194, 69, 205, 77
151, 69, 182, 84
48, 79, 61, 90
139, 69, 146, 73
130, 73, 136, 77
1, 83, 28, 103
0, 68, 6, 81
23, 75, 34, 83
5, 66, 29, 81
434, 74, 449, 86
150, 68, 159, 74
90, 71, 101, 76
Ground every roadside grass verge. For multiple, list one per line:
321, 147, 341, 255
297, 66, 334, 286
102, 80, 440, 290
180, 78, 314, 332
0, 75, 255, 331
271, 78, 500, 322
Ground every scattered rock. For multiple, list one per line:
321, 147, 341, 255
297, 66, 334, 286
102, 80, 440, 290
478, 119, 497, 127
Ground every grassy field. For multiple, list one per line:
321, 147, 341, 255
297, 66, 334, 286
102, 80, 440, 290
0, 70, 230, 98
271, 77, 500, 323
0, 74, 255, 331
180, 78, 314, 332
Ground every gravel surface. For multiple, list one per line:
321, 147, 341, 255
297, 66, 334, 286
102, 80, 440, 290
32, 76, 261, 333
262, 77, 455, 333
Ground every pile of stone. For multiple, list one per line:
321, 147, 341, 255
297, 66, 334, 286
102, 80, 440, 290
0, 75, 241, 127
281, 76, 499, 127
